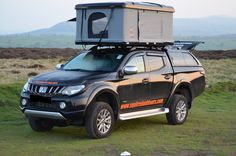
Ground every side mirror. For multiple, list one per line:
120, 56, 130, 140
56, 64, 63, 70
124, 66, 138, 75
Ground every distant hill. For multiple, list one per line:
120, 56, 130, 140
27, 22, 75, 36
0, 16, 236, 50
21, 16, 236, 37
174, 16, 236, 36
175, 34, 236, 50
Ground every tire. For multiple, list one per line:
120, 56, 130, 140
85, 102, 115, 139
28, 118, 54, 132
166, 94, 189, 125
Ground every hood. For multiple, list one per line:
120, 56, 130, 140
30, 70, 110, 86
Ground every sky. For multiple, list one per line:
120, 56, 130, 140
0, 0, 236, 35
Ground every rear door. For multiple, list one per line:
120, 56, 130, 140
145, 51, 174, 107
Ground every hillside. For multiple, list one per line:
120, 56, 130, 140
0, 16, 236, 50
0, 48, 236, 60
174, 16, 236, 36
21, 16, 236, 37
28, 22, 75, 36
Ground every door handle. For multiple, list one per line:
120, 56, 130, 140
164, 74, 172, 80
142, 78, 149, 84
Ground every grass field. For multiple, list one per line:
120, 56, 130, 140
1, 34, 236, 50
0, 57, 236, 156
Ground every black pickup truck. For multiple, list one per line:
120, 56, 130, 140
20, 43, 205, 139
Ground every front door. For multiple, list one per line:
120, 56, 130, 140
117, 53, 150, 113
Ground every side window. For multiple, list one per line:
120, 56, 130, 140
146, 56, 164, 71
88, 12, 108, 38
183, 53, 199, 66
125, 56, 145, 73
169, 53, 185, 66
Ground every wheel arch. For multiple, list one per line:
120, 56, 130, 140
86, 87, 120, 120
166, 81, 194, 109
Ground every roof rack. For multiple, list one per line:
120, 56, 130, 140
78, 42, 173, 47
166, 41, 204, 50
89, 44, 168, 52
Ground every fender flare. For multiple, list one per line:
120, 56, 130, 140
85, 84, 120, 111
165, 81, 194, 108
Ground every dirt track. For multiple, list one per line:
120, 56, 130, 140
0, 48, 235, 60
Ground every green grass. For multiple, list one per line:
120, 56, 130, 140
0, 35, 77, 48
1, 34, 236, 50
0, 82, 236, 156
201, 59, 236, 85
175, 36, 236, 50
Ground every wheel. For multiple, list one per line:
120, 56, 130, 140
85, 102, 114, 139
166, 94, 188, 125
28, 117, 54, 132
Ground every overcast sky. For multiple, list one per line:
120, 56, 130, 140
1, 0, 236, 35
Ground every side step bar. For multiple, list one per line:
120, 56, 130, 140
119, 108, 169, 121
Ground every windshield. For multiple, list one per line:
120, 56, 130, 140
63, 51, 125, 72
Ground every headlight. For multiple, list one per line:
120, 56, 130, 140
22, 82, 29, 92
62, 85, 85, 96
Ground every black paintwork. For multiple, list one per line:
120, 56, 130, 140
31, 70, 110, 86
20, 47, 206, 125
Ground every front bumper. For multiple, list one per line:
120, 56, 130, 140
22, 109, 85, 122
20, 92, 88, 124
24, 110, 67, 120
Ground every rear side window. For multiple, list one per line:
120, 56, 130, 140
170, 53, 185, 66
170, 52, 199, 66
146, 56, 164, 71
125, 56, 145, 73
183, 53, 199, 66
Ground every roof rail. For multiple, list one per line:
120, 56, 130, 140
89, 44, 169, 51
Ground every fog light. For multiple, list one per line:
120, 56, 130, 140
21, 99, 27, 106
59, 102, 66, 109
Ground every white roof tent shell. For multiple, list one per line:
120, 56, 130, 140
75, 2, 175, 46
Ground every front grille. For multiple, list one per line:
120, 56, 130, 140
28, 84, 65, 95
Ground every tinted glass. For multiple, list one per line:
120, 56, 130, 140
125, 56, 145, 73
63, 52, 124, 72
183, 53, 199, 66
169, 53, 185, 66
146, 56, 164, 71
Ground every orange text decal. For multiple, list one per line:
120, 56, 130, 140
120, 99, 164, 110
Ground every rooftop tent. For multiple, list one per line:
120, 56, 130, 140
75, 2, 175, 46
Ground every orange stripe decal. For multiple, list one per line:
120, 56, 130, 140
120, 99, 164, 110
35, 81, 58, 85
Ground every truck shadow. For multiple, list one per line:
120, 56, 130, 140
44, 117, 168, 140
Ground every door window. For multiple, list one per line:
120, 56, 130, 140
146, 56, 164, 71
125, 56, 145, 73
